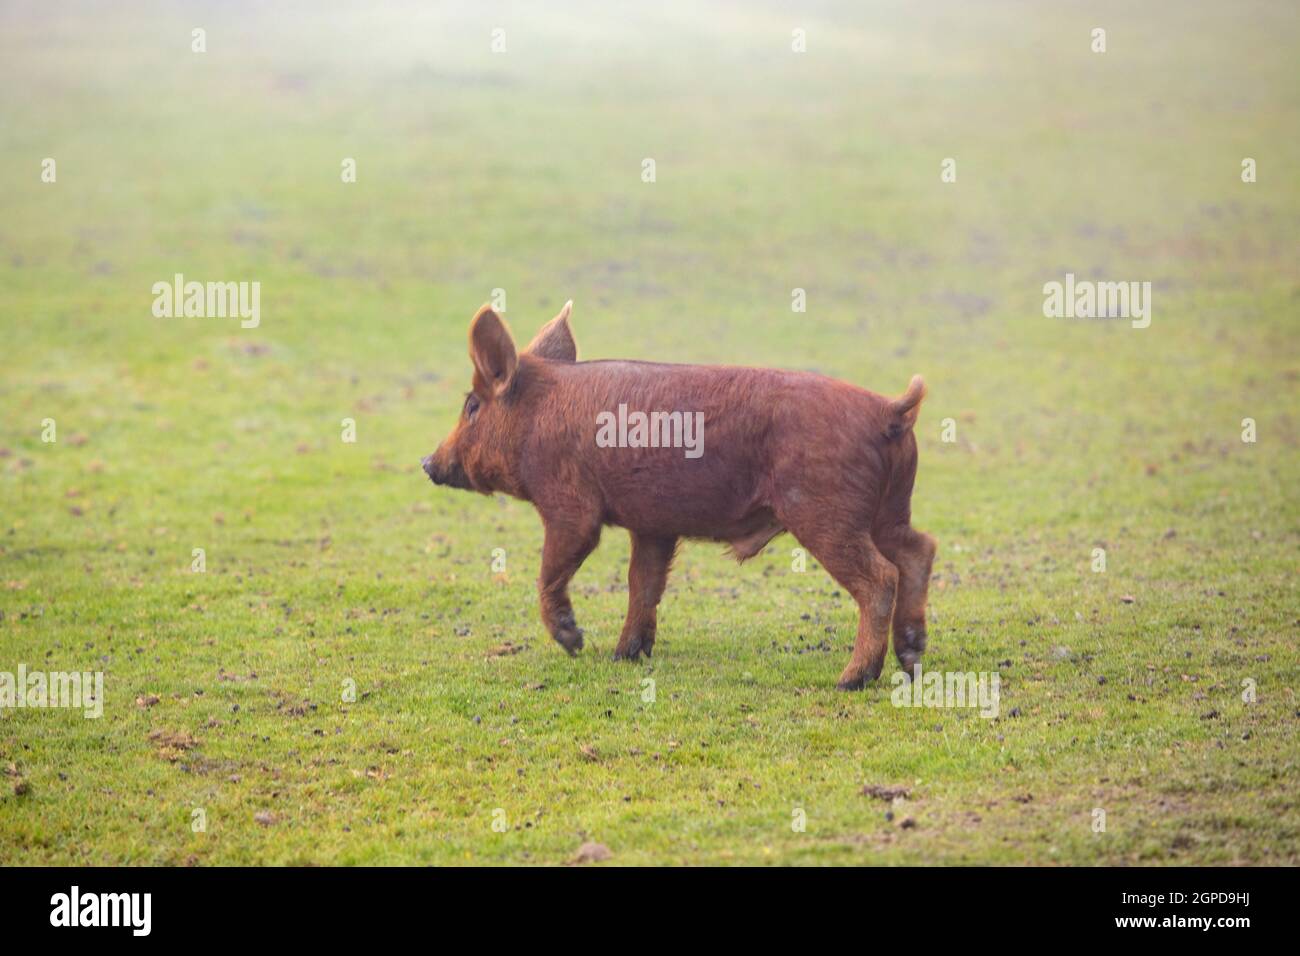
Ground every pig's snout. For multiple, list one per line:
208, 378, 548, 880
423, 449, 471, 489
422, 453, 448, 485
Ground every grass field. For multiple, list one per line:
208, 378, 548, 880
1, 0, 1297, 865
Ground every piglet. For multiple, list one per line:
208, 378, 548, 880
423, 302, 936, 690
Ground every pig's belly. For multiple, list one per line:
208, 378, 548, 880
594, 451, 773, 539
604, 497, 781, 547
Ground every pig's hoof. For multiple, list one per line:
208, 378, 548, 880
895, 649, 923, 679
552, 621, 585, 656
835, 665, 880, 691
896, 623, 928, 657
612, 629, 654, 661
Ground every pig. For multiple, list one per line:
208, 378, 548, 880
423, 301, 937, 690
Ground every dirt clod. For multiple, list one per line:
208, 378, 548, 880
861, 784, 911, 801
572, 841, 611, 863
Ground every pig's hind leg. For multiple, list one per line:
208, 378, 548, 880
874, 524, 937, 678
782, 517, 899, 690
613, 533, 677, 661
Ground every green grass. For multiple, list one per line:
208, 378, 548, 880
1, 0, 1297, 865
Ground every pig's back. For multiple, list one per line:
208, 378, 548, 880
533, 359, 886, 537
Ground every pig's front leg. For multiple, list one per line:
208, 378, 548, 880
537, 515, 602, 656
614, 533, 677, 661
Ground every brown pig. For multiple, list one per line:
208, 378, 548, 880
423, 302, 937, 690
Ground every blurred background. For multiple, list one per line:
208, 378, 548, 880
2, 1, 1295, 528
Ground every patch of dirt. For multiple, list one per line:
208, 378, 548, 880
4, 762, 29, 797
861, 784, 911, 801
147, 729, 199, 762
571, 841, 612, 864
216, 669, 257, 682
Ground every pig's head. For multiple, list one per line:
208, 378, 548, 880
422, 300, 577, 496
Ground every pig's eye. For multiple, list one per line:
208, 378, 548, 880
463, 393, 480, 420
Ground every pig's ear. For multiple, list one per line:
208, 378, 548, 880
468, 305, 518, 397
524, 300, 577, 362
